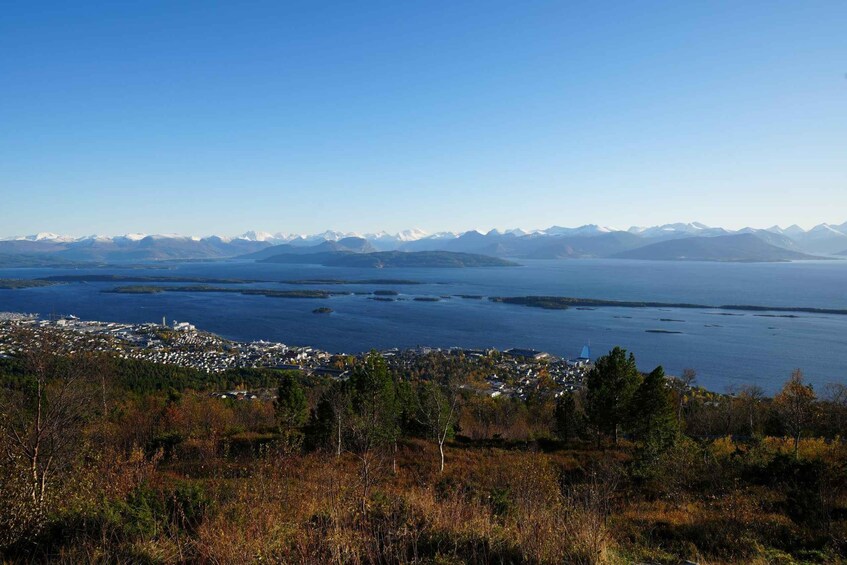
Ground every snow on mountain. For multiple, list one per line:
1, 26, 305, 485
9, 232, 78, 242
35, 232, 68, 241
544, 224, 614, 237
425, 231, 459, 240
236, 231, 277, 242
4, 221, 846, 252
309, 230, 353, 242
780, 223, 847, 254
782, 224, 807, 237
627, 223, 732, 239
394, 228, 428, 241
807, 223, 846, 236
120, 233, 148, 241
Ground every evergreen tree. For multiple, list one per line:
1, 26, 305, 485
554, 391, 583, 441
628, 366, 678, 451
275, 374, 308, 448
585, 346, 640, 444
305, 381, 350, 456
349, 352, 399, 451
348, 352, 400, 508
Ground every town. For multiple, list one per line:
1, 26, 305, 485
0, 312, 593, 399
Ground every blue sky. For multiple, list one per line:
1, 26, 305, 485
1, 1, 845, 237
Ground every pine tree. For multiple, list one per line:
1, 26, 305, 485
585, 347, 640, 444
275, 373, 308, 449
628, 366, 678, 451
348, 352, 400, 510
554, 392, 582, 441
306, 381, 350, 456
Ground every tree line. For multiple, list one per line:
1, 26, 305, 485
1, 329, 845, 562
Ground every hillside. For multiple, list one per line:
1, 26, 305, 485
259, 250, 518, 268
0, 236, 271, 263
239, 237, 376, 260
613, 233, 825, 262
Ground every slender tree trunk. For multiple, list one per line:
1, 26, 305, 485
438, 439, 445, 473
101, 373, 108, 418
31, 381, 43, 505
360, 454, 371, 515
336, 414, 342, 458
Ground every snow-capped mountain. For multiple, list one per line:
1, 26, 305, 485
628, 222, 729, 239
1, 220, 845, 264
545, 224, 616, 237
5, 232, 78, 243
235, 231, 278, 242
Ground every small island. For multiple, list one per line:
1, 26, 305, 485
106, 286, 344, 299
0, 279, 62, 290
312, 307, 333, 314
490, 295, 847, 316
284, 278, 421, 285
41, 274, 261, 284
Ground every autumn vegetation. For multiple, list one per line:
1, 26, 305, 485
1, 332, 846, 564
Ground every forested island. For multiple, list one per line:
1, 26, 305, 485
492, 295, 847, 316
0, 279, 61, 290
107, 286, 344, 298
41, 274, 262, 284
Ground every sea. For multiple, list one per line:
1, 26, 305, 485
1, 258, 846, 394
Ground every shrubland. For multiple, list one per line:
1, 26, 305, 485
1, 333, 845, 564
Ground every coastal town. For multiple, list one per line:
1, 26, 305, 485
0, 312, 593, 399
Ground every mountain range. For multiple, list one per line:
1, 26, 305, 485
1, 221, 845, 264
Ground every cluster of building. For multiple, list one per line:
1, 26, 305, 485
0, 313, 594, 399
0, 314, 330, 373
379, 345, 594, 399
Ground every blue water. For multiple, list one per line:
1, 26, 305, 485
1, 259, 846, 393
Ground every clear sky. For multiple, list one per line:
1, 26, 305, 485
1, 1, 845, 237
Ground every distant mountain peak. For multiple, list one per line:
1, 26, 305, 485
808, 223, 845, 236
237, 230, 276, 242
8, 232, 77, 242
3, 219, 847, 261
395, 228, 428, 241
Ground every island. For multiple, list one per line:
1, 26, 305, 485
0, 279, 62, 290
312, 307, 333, 314
283, 278, 421, 285
106, 286, 345, 299
490, 295, 847, 316
41, 275, 261, 284
259, 250, 519, 268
